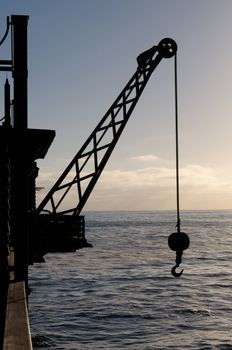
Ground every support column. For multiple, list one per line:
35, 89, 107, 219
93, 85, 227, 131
11, 15, 28, 129
10, 15, 29, 288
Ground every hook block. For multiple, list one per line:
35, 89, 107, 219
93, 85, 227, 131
168, 231, 190, 252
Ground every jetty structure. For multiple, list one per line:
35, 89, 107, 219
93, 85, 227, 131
0, 15, 54, 348
0, 13, 179, 348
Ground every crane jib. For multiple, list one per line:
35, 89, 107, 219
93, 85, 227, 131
34, 38, 177, 256
37, 38, 177, 216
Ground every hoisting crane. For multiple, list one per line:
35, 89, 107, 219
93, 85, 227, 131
33, 38, 177, 258
0, 18, 180, 342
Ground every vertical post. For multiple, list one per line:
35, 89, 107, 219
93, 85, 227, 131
11, 15, 28, 129
4, 79, 11, 127
10, 15, 29, 290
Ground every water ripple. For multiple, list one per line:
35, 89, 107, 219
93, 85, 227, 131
29, 210, 232, 349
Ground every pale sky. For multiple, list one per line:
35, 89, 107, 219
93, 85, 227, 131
1, 0, 232, 211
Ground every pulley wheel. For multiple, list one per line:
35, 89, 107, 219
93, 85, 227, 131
158, 38, 177, 58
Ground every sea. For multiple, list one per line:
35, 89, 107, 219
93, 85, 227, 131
29, 210, 232, 350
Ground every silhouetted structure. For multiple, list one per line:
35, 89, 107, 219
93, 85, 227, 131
0, 13, 179, 346
35, 38, 177, 257
0, 15, 55, 345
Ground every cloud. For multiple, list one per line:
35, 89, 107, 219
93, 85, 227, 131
131, 154, 159, 162
36, 164, 232, 211
86, 164, 232, 210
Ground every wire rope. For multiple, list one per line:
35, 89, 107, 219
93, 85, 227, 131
0, 17, 10, 47
168, 50, 190, 277
174, 53, 181, 233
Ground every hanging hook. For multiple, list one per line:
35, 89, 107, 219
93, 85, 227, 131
172, 249, 183, 278
171, 263, 183, 278
168, 237, 189, 278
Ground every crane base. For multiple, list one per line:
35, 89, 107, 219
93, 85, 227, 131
29, 214, 92, 263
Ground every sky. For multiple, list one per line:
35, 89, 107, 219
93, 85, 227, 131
1, 0, 232, 211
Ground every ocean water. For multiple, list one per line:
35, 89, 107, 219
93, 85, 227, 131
29, 210, 232, 349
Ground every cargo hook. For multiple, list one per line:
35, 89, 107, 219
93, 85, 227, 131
171, 263, 183, 278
